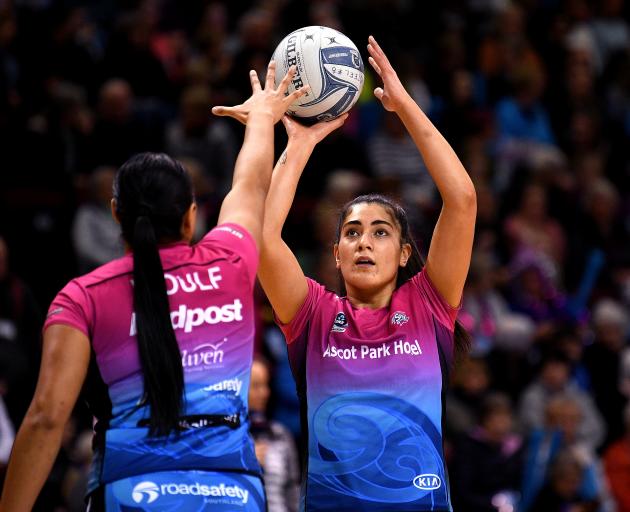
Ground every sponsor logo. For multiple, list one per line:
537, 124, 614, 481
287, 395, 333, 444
391, 311, 409, 326
285, 35, 304, 89
323, 339, 422, 360
131, 481, 249, 504
182, 341, 225, 369
413, 474, 442, 491
132, 481, 160, 504
47, 307, 64, 318
130, 299, 243, 336
215, 226, 244, 239
351, 49, 361, 68
331, 312, 348, 333
202, 378, 243, 395
394, 339, 422, 355
164, 267, 222, 295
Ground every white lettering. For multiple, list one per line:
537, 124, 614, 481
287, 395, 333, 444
394, 339, 423, 355
181, 342, 225, 369
202, 378, 243, 395
322, 339, 423, 361
130, 300, 243, 336
156, 482, 248, 504
163, 268, 223, 296
323, 344, 357, 360
413, 474, 441, 491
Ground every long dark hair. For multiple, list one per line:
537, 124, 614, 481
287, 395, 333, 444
114, 152, 193, 436
335, 194, 470, 360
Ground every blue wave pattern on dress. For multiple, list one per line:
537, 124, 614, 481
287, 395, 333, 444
307, 392, 448, 509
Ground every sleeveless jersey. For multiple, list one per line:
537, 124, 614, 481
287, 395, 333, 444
44, 224, 260, 493
278, 270, 458, 511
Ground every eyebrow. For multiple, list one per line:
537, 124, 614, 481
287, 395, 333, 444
342, 219, 395, 229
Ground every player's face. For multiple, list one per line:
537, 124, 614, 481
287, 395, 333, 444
334, 203, 411, 298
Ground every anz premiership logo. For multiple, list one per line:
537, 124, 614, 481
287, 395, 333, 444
331, 312, 348, 333
413, 474, 442, 491
132, 481, 160, 504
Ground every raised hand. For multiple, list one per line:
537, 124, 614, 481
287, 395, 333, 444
212, 62, 309, 124
366, 35, 410, 112
281, 113, 348, 147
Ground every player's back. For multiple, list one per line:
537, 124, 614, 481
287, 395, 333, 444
45, 224, 261, 490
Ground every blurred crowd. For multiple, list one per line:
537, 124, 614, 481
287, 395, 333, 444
0, 0, 629, 511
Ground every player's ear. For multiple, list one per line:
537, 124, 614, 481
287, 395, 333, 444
400, 243, 411, 267
333, 243, 341, 269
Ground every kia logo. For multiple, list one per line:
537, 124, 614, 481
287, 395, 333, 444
413, 474, 442, 490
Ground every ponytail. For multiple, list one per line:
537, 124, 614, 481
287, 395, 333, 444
132, 215, 184, 436
114, 153, 193, 436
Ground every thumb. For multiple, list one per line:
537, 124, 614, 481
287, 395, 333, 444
211, 106, 229, 116
373, 87, 384, 101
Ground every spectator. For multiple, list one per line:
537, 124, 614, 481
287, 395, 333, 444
88, 79, 162, 168
0, 236, 41, 426
529, 450, 599, 512
504, 183, 566, 273
446, 355, 492, 438
249, 357, 300, 512
521, 395, 611, 512
518, 352, 605, 450
165, 85, 237, 193
603, 403, 630, 512
451, 393, 524, 512
72, 166, 123, 273
584, 298, 630, 446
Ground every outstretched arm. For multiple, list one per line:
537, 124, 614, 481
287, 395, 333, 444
214, 62, 307, 247
259, 115, 347, 324
367, 36, 476, 307
0, 325, 90, 512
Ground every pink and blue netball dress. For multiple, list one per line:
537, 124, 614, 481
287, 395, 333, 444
278, 270, 458, 512
44, 224, 264, 511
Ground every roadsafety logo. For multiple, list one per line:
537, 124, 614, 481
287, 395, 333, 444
132, 481, 160, 504
413, 474, 442, 491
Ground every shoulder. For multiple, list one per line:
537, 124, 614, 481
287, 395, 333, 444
198, 224, 256, 254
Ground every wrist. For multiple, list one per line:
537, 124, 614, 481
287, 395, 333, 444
248, 109, 275, 122
392, 92, 415, 115
287, 136, 317, 152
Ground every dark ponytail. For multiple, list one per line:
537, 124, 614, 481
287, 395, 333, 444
335, 194, 471, 361
114, 153, 193, 436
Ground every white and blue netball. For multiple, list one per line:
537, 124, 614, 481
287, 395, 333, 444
272, 26, 364, 124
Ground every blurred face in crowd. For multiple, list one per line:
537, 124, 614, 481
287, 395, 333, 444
181, 87, 212, 134
520, 184, 547, 223
248, 360, 270, 414
334, 203, 410, 299
99, 80, 132, 124
540, 360, 570, 391
551, 459, 582, 499
546, 399, 582, 442
455, 357, 490, 395
595, 320, 625, 351
451, 69, 474, 104
483, 408, 514, 441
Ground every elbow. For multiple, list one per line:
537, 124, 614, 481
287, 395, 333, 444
23, 399, 68, 432
451, 183, 477, 214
